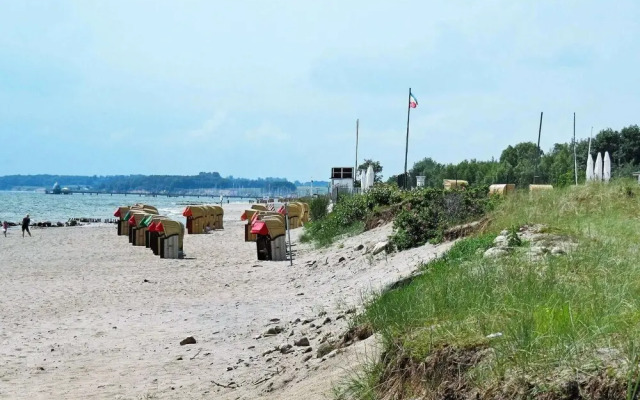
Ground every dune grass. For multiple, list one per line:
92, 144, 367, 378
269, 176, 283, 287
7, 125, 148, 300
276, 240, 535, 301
300, 220, 365, 247
337, 180, 640, 398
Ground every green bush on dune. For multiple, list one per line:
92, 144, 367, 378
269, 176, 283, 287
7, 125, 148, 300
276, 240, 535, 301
308, 196, 330, 221
390, 185, 493, 250
301, 184, 494, 248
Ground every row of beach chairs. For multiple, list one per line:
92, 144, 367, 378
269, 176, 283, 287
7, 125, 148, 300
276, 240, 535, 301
182, 205, 224, 234
113, 204, 185, 259
240, 202, 309, 261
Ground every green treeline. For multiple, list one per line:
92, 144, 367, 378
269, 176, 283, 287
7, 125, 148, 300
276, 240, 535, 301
393, 124, 640, 188
0, 172, 297, 193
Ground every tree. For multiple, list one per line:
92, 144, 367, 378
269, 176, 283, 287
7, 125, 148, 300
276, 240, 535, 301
619, 125, 640, 165
410, 157, 444, 187
499, 142, 543, 186
358, 159, 383, 182
499, 142, 542, 166
541, 143, 573, 187
367, 123, 640, 189
592, 128, 622, 165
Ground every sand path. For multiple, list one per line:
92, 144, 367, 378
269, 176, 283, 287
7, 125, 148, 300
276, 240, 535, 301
0, 204, 450, 399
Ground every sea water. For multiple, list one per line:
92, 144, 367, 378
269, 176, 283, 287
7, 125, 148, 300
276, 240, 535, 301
0, 191, 252, 224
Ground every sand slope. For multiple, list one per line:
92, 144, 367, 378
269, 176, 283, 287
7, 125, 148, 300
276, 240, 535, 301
0, 204, 450, 399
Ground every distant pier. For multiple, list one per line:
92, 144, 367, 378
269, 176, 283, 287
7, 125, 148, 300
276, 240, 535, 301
44, 190, 296, 201
46, 190, 251, 198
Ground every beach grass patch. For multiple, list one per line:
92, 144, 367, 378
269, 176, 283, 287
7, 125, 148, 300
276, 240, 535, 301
339, 180, 640, 399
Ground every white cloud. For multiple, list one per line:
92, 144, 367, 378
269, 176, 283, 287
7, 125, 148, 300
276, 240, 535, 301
185, 112, 227, 141
244, 122, 289, 143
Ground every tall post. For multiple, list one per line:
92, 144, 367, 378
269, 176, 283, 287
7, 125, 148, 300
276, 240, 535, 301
573, 112, 578, 185
285, 203, 292, 266
355, 119, 359, 174
355, 118, 359, 186
534, 111, 543, 184
404, 88, 412, 189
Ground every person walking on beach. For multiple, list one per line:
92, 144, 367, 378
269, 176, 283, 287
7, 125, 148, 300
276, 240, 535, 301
22, 214, 31, 237
2, 221, 7, 237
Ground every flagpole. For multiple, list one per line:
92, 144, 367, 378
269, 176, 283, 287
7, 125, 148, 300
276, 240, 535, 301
404, 88, 411, 189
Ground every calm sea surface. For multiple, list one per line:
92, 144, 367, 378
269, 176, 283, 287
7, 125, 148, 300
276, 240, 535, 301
0, 191, 252, 223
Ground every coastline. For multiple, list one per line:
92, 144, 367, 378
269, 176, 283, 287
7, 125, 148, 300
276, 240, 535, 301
0, 191, 257, 225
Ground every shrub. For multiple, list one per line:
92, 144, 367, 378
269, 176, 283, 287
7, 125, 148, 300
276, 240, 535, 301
332, 194, 368, 226
309, 196, 330, 221
302, 184, 494, 249
390, 186, 493, 251
364, 184, 403, 209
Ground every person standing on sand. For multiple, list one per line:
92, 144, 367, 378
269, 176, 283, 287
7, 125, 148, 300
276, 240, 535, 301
2, 220, 7, 237
22, 214, 31, 237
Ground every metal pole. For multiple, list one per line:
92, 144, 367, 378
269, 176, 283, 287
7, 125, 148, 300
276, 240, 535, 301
404, 88, 411, 189
573, 112, 578, 185
355, 119, 359, 184
285, 203, 292, 266
534, 111, 543, 184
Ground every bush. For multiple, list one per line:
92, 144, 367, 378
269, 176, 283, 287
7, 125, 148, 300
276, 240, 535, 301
309, 196, 330, 221
332, 194, 368, 225
302, 184, 494, 249
364, 184, 403, 209
390, 186, 493, 251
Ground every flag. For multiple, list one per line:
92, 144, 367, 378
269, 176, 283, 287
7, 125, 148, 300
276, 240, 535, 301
409, 92, 418, 108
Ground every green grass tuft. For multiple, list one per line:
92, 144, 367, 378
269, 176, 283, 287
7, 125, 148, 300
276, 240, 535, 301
300, 220, 365, 247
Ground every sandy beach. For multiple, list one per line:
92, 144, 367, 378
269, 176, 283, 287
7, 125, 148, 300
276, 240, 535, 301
0, 203, 449, 399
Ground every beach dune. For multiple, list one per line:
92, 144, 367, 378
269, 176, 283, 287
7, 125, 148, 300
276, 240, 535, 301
0, 203, 447, 399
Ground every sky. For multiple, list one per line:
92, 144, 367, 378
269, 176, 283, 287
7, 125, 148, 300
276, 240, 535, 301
1, 1, 639, 182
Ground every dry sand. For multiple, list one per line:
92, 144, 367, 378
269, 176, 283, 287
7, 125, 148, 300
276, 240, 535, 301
0, 203, 451, 399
